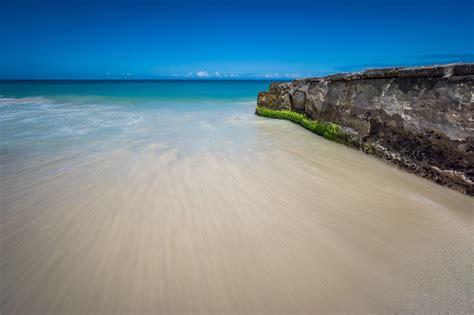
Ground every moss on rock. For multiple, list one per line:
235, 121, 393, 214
255, 106, 346, 143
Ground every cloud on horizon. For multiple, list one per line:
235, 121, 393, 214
170, 70, 308, 79
196, 70, 209, 77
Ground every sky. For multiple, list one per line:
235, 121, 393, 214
1, 0, 473, 79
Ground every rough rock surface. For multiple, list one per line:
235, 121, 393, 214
257, 64, 474, 195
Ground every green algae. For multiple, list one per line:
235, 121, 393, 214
255, 106, 346, 143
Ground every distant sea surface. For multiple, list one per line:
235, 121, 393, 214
1, 81, 473, 313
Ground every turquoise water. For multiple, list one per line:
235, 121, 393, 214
0, 80, 270, 157
1, 81, 473, 313
0, 80, 269, 101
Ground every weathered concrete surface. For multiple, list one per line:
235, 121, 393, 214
257, 64, 474, 195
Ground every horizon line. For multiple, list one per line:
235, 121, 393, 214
0, 78, 292, 82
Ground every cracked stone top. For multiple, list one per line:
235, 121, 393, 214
297, 63, 474, 83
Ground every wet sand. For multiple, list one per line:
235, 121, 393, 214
1, 109, 473, 314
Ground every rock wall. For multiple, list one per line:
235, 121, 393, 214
257, 64, 474, 195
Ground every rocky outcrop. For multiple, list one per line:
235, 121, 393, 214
257, 64, 474, 195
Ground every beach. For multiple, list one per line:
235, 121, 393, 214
1, 81, 473, 313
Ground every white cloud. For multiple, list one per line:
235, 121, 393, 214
171, 71, 310, 79
197, 70, 209, 77
261, 73, 304, 79
285, 73, 302, 78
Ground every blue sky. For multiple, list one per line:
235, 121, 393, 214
1, 0, 473, 79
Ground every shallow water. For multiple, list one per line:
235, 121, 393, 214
1, 81, 473, 314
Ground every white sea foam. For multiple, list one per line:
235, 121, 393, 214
0, 96, 54, 106
0, 95, 148, 146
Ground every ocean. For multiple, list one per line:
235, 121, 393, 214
1, 80, 473, 313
